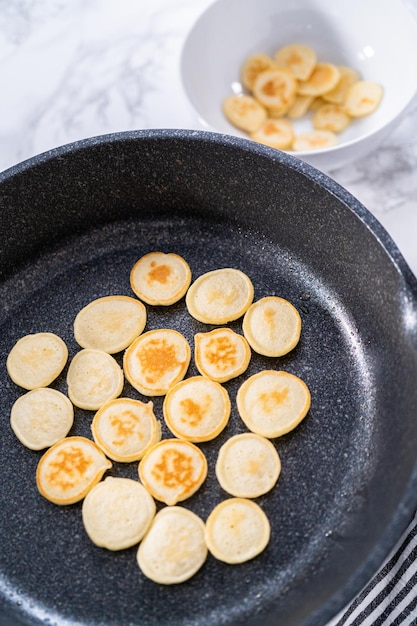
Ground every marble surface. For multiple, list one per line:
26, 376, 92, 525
0, 0, 416, 280
0, 0, 417, 280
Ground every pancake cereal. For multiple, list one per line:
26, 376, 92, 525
130, 251, 192, 306
222, 94, 267, 133
250, 117, 295, 150
215, 432, 281, 498
138, 438, 207, 506
82, 477, 156, 550
237, 369, 311, 438
10, 387, 74, 451
6, 332, 68, 390
186, 268, 254, 324
194, 327, 251, 383
66, 349, 124, 411
91, 397, 161, 462
241, 52, 276, 91
36, 436, 112, 505
252, 67, 298, 115
274, 44, 317, 81
123, 329, 191, 396
242, 295, 301, 357
137, 506, 207, 584
223, 43, 383, 151
6, 251, 315, 584
344, 80, 383, 117
205, 498, 270, 564
163, 376, 231, 442
74, 295, 146, 354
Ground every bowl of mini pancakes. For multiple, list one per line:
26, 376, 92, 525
181, 0, 417, 172
2, 129, 417, 626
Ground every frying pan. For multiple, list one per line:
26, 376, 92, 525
1, 129, 417, 626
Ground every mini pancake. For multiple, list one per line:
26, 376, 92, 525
6, 332, 68, 390
92, 397, 161, 462
194, 328, 251, 383
74, 295, 147, 354
215, 432, 281, 498
313, 103, 351, 133
274, 44, 317, 81
242, 296, 301, 357
36, 436, 112, 505
123, 329, 190, 396
322, 66, 360, 104
241, 52, 276, 92
163, 376, 231, 442
67, 349, 124, 411
82, 477, 156, 550
222, 94, 267, 133
344, 80, 383, 117
10, 388, 74, 451
250, 118, 295, 150
137, 506, 207, 584
205, 498, 270, 564
186, 268, 254, 324
236, 369, 311, 438
287, 94, 314, 119
138, 438, 207, 505
252, 68, 297, 116
130, 252, 192, 306
297, 62, 340, 97
292, 129, 338, 151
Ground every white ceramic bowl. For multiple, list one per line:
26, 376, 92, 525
181, 0, 417, 172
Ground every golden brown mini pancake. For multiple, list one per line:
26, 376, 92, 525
292, 129, 338, 151
82, 477, 156, 550
66, 349, 124, 410
297, 62, 340, 97
130, 251, 192, 305
242, 296, 301, 357
138, 438, 207, 505
344, 80, 383, 117
92, 397, 161, 462
74, 295, 146, 354
194, 328, 251, 383
215, 432, 281, 498
250, 118, 295, 150
236, 369, 311, 438
186, 268, 254, 324
36, 436, 112, 505
241, 52, 276, 91
222, 94, 267, 133
322, 66, 360, 104
313, 103, 351, 133
205, 498, 270, 564
274, 44, 317, 81
252, 68, 297, 115
123, 329, 190, 396
10, 388, 74, 450
6, 332, 68, 390
163, 376, 231, 442
137, 506, 207, 584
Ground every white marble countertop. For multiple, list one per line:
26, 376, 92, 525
0, 0, 416, 279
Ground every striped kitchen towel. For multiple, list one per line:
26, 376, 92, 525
332, 512, 417, 625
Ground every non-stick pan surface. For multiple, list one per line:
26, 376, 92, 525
1, 130, 417, 626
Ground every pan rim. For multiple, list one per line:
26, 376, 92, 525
1, 128, 415, 283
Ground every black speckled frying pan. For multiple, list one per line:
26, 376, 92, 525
1, 130, 417, 626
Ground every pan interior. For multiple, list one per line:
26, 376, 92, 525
0, 213, 387, 626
